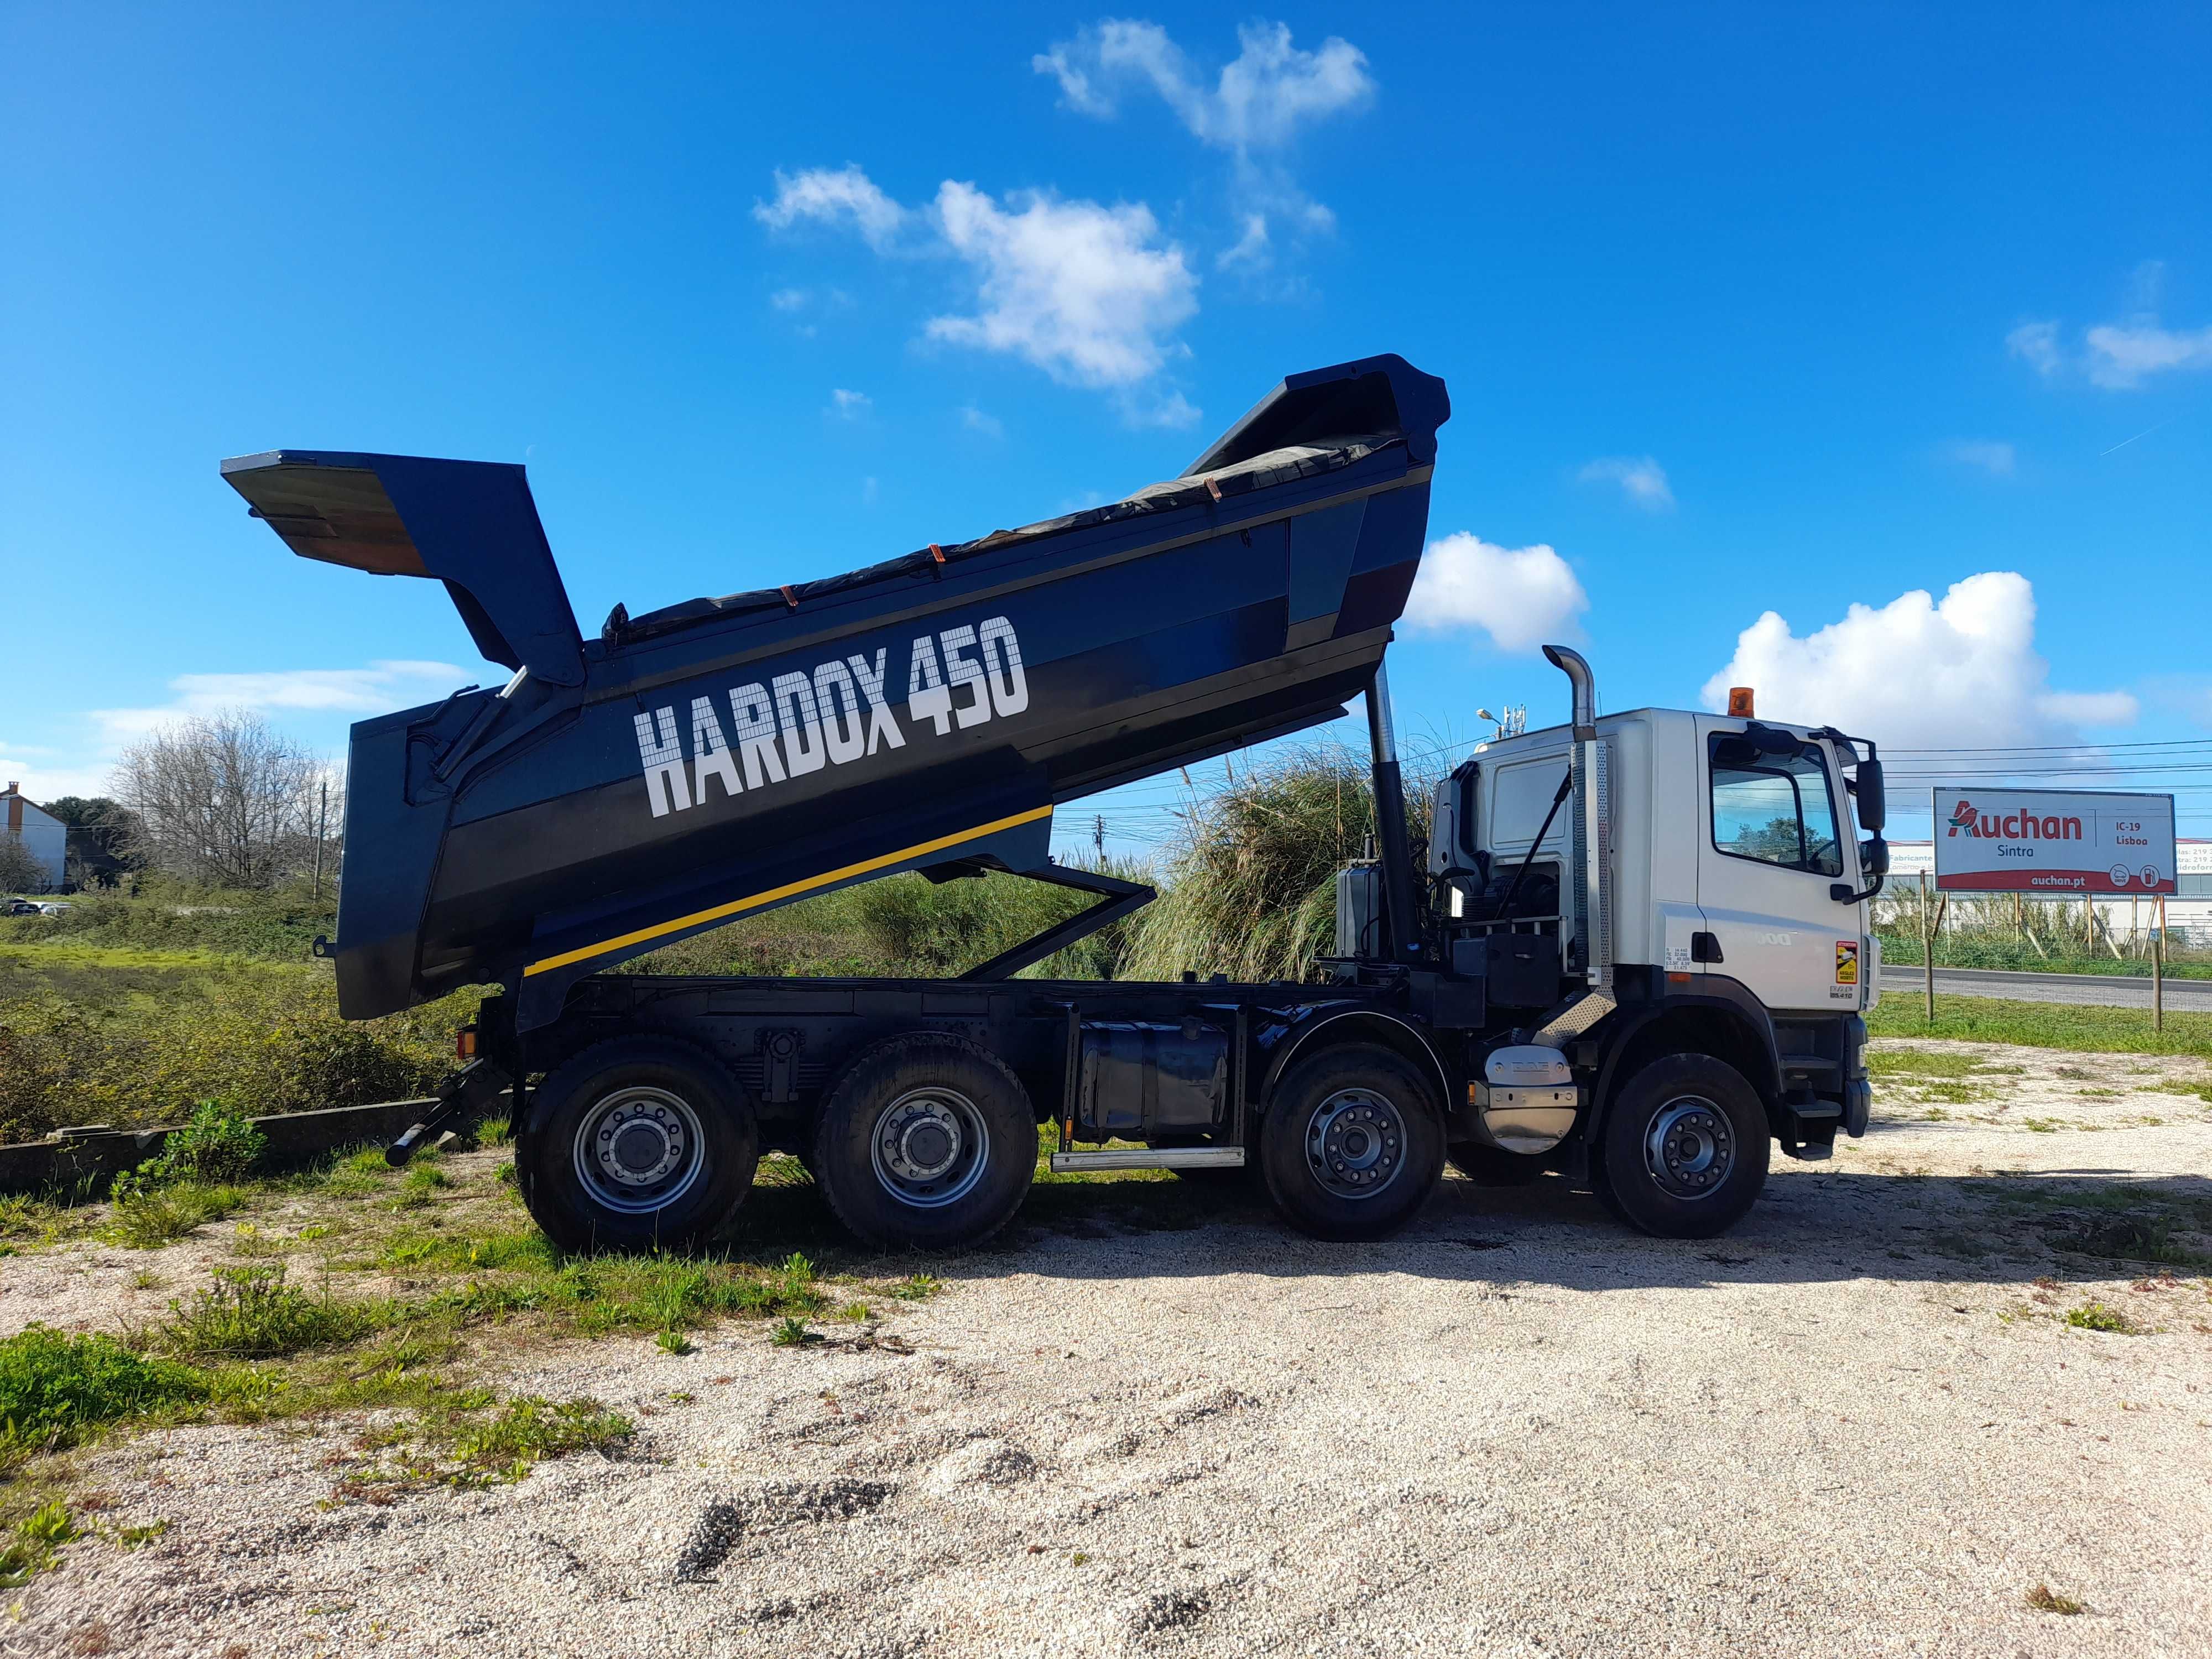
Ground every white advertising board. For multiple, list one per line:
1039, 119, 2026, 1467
1932, 787, 2176, 895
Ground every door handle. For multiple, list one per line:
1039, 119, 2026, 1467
1690, 931, 1724, 964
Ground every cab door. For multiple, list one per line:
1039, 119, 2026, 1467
1693, 719, 1863, 1012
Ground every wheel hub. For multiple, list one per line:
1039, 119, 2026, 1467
1305, 1088, 1405, 1201
1643, 1095, 1734, 1200
571, 1086, 706, 1214
870, 1088, 990, 1209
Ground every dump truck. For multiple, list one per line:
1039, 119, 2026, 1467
222, 353, 1890, 1252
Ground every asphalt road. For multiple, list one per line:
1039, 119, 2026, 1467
1880, 962, 2212, 1011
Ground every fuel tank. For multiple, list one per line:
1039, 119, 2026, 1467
222, 355, 1449, 1023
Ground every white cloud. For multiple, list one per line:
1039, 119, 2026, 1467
1578, 455, 1674, 512
90, 661, 467, 745
755, 164, 1201, 422
769, 288, 809, 312
959, 405, 1004, 439
1217, 212, 1270, 270
1403, 533, 1589, 655
2084, 319, 2212, 388
925, 180, 1198, 395
1036, 20, 1369, 277
754, 165, 907, 251
1035, 20, 1373, 153
1699, 572, 2137, 749
2007, 281, 2212, 389
1941, 439, 2016, 476
829, 388, 871, 419
2007, 320, 2062, 378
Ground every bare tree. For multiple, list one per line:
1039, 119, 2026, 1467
113, 710, 328, 888
0, 834, 48, 894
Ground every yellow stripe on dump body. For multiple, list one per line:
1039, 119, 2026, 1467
521, 804, 1055, 978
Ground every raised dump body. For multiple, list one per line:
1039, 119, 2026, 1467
223, 355, 1449, 1026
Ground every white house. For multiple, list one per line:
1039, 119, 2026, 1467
1, 783, 66, 893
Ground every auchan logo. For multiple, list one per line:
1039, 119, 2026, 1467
1946, 797, 2083, 841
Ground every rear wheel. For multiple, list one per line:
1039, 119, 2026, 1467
1260, 1044, 1443, 1241
812, 1034, 1037, 1250
517, 1036, 758, 1253
1593, 1053, 1769, 1239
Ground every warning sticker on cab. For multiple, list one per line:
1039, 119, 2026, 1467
1835, 940, 1860, 985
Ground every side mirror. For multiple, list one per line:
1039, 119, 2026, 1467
1831, 835, 1890, 904
1852, 755, 1886, 833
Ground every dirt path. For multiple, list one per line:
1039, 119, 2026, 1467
9, 1040, 2212, 1658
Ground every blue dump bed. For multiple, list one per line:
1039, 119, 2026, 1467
222, 355, 1449, 1025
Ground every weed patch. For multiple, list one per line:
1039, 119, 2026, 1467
0, 1500, 76, 1589
0, 1328, 205, 1458
2024, 1584, 2086, 1615
156, 1264, 390, 1360
2064, 1302, 2143, 1334
108, 1181, 248, 1248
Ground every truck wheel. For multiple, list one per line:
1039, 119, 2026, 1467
812, 1034, 1037, 1251
1446, 1144, 1546, 1186
518, 1036, 759, 1254
1594, 1053, 1770, 1239
1260, 1044, 1444, 1241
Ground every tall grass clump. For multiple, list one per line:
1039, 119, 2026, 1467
1119, 745, 1435, 983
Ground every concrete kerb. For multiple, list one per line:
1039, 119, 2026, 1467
0, 1095, 511, 1196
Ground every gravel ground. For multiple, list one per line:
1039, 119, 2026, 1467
9, 1039, 2212, 1658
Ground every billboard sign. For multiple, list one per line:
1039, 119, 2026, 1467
1932, 787, 2176, 894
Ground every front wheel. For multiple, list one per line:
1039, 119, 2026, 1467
517, 1036, 759, 1253
1593, 1053, 1770, 1239
1260, 1044, 1444, 1241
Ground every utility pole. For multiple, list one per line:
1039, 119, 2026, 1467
1092, 814, 1105, 859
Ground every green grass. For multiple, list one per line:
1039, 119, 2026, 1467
2063, 1301, 2145, 1334
0, 1328, 206, 1459
2025, 1584, 2088, 1615
1870, 994, 2212, 1058
108, 1181, 251, 1248
1864, 1046, 2023, 1079
156, 1264, 393, 1360
0, 1500, 77, 1589
0, 940, 475, 1141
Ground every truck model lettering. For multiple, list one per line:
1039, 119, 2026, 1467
633, 615, 1027, 818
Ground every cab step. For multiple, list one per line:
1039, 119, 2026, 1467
1048, 1146, 1246, 1173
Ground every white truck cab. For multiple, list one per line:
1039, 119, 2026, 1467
1424, 658, 1888, 1229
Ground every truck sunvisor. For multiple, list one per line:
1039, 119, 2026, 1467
220, 450, 585, 687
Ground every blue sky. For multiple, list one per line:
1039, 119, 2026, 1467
4, 4, 2208, 852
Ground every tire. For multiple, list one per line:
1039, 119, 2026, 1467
811, 1034, 1037, 1250
1593, 1052, 1770, 1239
517, 1036, 759, 1254
1260, 1043, 1444, 1241
1446, 1143, 1547, 1186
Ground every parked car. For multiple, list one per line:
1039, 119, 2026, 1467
2, 899, 44, 916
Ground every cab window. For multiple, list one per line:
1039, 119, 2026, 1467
1708, 735, 1843, 877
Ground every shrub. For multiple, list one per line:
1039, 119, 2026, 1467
1120, 745, 1436, 983
158, 1264, 387, 1360
110, 1182, 249, 1249
0, 1327, 206, 1455
138, 1099, 266, 1187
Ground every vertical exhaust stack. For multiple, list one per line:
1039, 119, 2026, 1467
1542, 645, 1610, 994
1365, 662, 1424, 963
